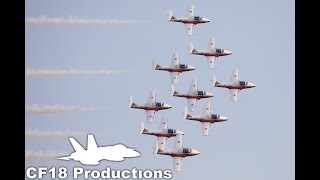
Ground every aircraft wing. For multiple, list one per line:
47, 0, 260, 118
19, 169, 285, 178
187, 5, 194, 17
206, 56, 216, 69
231, 69, 239, 82
208, 37, 216, 50
229, 89, 239, 102
185, 24, 193, 36
145, 110, 155, 122
202, 101, 211, 117
172, 157, 183, 172
171, 52, 180, 66
201, 122, 211, 136
157, 136, 167, 151
159, 116, 168, 130
173, 134, 183, 151
146, 91, 156, 106
169, 72, 179, 85
187, 98, 197, 112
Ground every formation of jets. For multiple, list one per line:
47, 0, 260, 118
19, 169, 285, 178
129, 5, 256, 171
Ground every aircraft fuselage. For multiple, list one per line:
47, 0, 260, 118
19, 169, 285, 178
192, 50, 232, 57
170, 17, 209, 25
216, 82, 256, 90
131, 102, 172, 111
156, 66, 195, 73
143, 130, 179, 138
173, 91, 213, 100
186, 115, 227, 123
158, 149, 200, 157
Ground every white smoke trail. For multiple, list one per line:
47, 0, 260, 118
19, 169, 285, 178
25, 104, 94, 114
25, 151, 69, 160
25, 16, 146, 25
25, 68, 128, 78
25, 128, 86, 138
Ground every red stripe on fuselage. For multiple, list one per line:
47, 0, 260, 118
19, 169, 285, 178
199, 119, 226, 123
144, 133, 176, 138
143, 107, 167, 111
185, 96, 211, 99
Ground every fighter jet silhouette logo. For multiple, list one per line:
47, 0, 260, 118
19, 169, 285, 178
57, 134, 141, 165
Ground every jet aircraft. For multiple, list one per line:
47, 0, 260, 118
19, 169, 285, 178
154, 134, 200, 172
168, 5, 210, 36
170, 79, 213, 112
211, 69, 256, 102
182, 101, 228, 136
153, 52, 195, 85
129, 91, 172, 122
139, 116, 184, 150
188, 37, 232, 69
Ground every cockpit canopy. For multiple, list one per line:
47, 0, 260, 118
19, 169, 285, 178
155, 102, 164, 107
198, 91, 206, 95
167, 129, 177, 134
179, 64, 188, 69
216, 49, 224, 53
239, 81, 248, 86
183, 148, 192, 153
194, 16, 203, 21
211, 114, 220, 119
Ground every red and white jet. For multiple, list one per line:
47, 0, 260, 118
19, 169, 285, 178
170, 79, 213, 112
188, 37, 232, 69
182, 101, 228, 136
139, 116, 184, 150
153, 52, 195, 85
168, 5, 210, 36
154, 134, 200, 172
128, 91, 172, 122
211, 69, 256, 102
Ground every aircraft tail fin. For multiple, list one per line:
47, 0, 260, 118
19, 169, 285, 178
168, 10, 176, 21
188, 42, 197, 54
153, 59, 161, 70
182, 107, 192, 119
128, 96, 137, 108
211, 74, 220, 87
153, 140, 159, 155
69, 137, 85, 152
139, 122, 148, 134
170, 84, 179, 96
87, 134, 98, 151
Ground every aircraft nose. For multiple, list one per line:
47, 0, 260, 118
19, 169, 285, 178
225, 50, 232, 55
165, 104, 173, 108
205, 18, 210, 22
176, 130, 185, 135
192, 150, 200, 155
250, 83, 256, 87
207, 92, 214, 97
220, 115, 228, 121
189, 65, 196, 70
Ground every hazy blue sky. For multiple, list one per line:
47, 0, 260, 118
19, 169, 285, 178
25, 0, 294, 179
